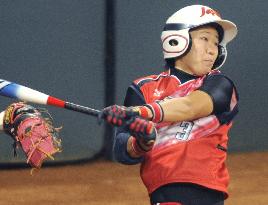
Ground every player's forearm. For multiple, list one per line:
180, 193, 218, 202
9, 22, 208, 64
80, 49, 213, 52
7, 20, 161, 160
138, 99, 195, 122
160, 98, 196, 122
136, 90, 214, 123
163, 91, 214, 121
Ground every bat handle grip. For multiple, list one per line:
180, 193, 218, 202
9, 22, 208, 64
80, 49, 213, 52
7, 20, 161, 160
65, 102, 100, 117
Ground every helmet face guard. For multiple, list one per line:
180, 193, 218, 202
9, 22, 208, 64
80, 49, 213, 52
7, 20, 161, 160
161, 5, 237, 69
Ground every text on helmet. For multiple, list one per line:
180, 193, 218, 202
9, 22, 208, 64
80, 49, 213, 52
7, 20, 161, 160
200, 7, 221, 18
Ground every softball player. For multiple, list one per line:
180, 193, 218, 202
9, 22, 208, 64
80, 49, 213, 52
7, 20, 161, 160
101, 4, 239, 205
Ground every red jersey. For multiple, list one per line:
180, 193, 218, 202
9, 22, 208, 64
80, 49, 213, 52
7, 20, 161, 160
129, 69, 238, 197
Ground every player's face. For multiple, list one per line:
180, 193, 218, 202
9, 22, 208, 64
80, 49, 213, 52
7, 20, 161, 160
175, 26, 219, 76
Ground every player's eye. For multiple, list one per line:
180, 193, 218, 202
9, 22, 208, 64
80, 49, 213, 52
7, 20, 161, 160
200, 36, 208, 41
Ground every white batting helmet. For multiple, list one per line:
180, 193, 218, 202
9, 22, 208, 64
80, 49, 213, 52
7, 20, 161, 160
161, 5, 238, 69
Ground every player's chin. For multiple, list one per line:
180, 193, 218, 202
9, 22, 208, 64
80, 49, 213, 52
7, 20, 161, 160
194, 67, 211, 76
203, 64, 213, 74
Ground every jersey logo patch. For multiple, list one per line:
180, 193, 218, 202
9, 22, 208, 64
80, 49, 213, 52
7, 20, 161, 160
153, 89, 164, 97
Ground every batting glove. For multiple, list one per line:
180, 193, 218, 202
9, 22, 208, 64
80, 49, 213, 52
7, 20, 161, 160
127, 116, 156, 154
127, 116, 156, 142
99, 105, 139, 126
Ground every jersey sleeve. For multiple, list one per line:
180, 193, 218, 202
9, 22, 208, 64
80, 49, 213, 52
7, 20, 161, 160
113, 129, 144, 164
124, 83, 146, 106
113, 83, 145, 164
198, 74, 239, 124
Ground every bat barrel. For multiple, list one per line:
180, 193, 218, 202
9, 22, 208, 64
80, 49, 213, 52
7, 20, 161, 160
64, 102, 100, 117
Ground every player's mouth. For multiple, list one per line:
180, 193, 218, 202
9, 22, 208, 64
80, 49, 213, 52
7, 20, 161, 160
204, 59, 214, 67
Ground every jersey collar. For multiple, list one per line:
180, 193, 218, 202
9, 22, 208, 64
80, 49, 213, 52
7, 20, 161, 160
169, 67, 198, 83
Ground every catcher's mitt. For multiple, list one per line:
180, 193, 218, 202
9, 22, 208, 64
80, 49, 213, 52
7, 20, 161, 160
3, 102, 62, 169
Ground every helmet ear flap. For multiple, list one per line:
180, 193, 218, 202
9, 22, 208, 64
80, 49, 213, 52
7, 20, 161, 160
161, 28, 191, 59
213, 45, 227, 69
179, 34, 192, 58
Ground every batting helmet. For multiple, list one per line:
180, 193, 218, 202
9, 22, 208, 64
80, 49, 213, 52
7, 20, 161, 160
161, 5, 237, 69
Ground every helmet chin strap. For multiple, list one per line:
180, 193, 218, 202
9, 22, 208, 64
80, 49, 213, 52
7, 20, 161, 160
212, 45, 227, 69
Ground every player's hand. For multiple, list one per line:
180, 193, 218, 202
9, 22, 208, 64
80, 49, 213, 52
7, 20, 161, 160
98, 105, 139, 126
127, 117, 156, 157
127, 116, 156, 151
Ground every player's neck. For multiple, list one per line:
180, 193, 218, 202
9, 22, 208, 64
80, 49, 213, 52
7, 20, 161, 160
174, 60, 194, 76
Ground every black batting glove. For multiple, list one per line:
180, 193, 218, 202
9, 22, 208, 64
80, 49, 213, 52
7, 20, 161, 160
126, 116, 156, 151
99, 105, 139, 126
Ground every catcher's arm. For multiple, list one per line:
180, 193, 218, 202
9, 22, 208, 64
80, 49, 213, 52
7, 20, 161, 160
1, 102, 62, 169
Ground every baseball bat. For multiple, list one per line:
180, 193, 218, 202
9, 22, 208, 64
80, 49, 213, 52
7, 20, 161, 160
0, 79, 100, 117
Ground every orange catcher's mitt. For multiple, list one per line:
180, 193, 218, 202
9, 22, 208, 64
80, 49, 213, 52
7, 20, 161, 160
3, 102, 62, 169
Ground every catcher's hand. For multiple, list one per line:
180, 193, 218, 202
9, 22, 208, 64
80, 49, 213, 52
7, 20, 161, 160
3, 102, 62, 169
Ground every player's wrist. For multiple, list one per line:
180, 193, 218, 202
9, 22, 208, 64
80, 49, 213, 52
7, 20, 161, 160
132, 106, 153, 120
134, 102, 164, 123
128, 136, 153, 158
